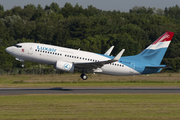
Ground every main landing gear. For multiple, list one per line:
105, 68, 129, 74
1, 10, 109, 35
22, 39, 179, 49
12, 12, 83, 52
80, 73, 88, 80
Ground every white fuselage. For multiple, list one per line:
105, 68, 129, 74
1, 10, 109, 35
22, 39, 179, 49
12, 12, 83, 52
6, 43, 140, 76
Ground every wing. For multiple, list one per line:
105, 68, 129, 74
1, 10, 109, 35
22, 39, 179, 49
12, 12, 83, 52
74, 49, 125, 72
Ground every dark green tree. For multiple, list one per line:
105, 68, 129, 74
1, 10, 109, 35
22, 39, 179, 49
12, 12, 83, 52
0, 4, 4, 11
50, 2, 60, 13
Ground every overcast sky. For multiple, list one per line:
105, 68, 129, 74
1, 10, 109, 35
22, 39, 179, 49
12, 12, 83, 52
1, 0, 180, 12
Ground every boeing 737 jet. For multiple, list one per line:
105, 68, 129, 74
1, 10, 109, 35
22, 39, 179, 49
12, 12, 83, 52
6, 31, 174, 80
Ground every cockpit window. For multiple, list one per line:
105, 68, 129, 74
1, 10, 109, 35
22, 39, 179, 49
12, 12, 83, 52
14, 44, 22, 48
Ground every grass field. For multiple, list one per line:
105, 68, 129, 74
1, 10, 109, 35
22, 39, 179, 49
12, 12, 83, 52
0, 73, 180, 120
0, 73, 180, 87
0, 94, 180, 120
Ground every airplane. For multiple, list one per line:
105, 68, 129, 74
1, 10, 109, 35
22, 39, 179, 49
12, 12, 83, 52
5, 31, 174, 80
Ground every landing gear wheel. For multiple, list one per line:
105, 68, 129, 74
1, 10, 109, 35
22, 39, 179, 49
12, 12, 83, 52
81, 73, 88, 80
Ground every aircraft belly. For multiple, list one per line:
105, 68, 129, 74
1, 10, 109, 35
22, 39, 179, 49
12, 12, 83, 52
101, 65, 140, 76
22, 53, 56, 65
35, 55, 56, 64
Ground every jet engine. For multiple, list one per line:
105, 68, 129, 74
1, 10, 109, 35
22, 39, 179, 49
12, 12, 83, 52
55, 61, 74, 73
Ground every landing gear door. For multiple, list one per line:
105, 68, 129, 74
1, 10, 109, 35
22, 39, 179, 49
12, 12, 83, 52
28, 45, 34, 55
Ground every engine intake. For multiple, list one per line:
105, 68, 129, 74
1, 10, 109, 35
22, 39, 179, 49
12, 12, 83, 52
55, 61, 74, 73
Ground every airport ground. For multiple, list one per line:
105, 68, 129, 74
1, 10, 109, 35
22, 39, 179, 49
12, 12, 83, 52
0, 73, 180, 88
0, 73, 180, 120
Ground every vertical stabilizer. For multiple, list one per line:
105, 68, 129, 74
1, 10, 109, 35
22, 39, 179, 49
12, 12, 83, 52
138, 31, 174, 65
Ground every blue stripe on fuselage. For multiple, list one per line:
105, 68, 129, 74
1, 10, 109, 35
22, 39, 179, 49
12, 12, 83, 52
97, 48, 167, 74
97, 54, 146, 73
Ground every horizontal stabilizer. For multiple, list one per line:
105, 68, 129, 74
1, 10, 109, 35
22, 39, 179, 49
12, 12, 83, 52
145, 65, 172, 68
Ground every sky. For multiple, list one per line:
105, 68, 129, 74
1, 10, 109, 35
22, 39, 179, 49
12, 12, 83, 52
1, 0, 180, 12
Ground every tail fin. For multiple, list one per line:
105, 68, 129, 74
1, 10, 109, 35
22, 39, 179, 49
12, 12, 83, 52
137, 31, 174, 65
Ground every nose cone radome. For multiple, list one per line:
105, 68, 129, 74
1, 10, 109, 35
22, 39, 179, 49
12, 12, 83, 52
5, 47, 13, 54
5, 47, 10, 53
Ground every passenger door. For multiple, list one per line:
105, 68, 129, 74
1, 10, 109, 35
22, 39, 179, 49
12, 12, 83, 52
28, 45, 34, 55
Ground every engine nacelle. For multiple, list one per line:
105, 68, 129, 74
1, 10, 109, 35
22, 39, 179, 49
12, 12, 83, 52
55, 61, 74, 73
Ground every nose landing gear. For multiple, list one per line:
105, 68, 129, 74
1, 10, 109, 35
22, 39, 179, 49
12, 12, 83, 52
16, 58, 25, 68
80, 73, 88, 80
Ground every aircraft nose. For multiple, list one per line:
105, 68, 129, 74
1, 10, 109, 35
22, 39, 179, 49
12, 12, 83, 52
5, 47, 13, 54
5, 47, 10, 53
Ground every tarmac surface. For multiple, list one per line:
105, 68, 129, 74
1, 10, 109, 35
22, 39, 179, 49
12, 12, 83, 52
0, 87, 180, 95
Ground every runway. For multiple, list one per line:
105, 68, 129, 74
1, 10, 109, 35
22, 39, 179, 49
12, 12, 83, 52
0, 87, 180, 95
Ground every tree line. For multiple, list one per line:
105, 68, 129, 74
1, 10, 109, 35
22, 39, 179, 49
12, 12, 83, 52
0, 3, 180, 73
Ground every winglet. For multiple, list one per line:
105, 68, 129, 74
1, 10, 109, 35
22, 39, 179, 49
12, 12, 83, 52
113, 49, 125, 61
104, 46, 114, 56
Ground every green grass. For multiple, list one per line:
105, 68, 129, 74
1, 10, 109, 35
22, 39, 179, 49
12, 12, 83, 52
0, 74, 180, 119
0, 94, 180, 120
0, 73, 180, 87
